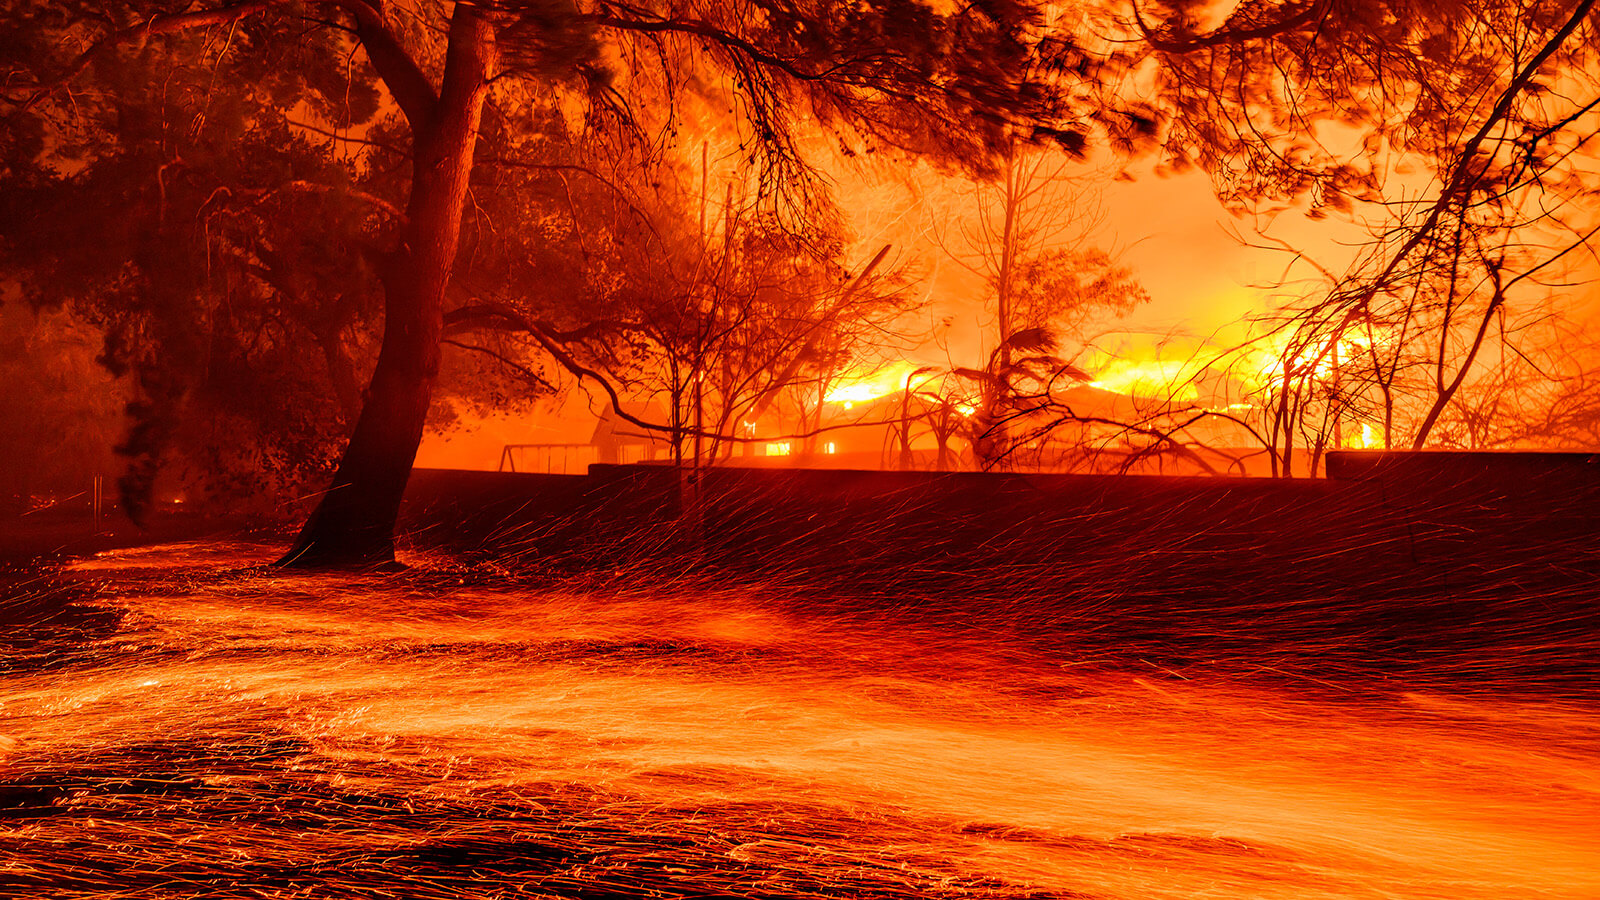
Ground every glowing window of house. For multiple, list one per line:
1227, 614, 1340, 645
824, 442, 837, 454
765, 442, 792, 456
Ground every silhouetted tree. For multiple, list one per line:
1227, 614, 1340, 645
929, 141, 1146, 467
1136, 0, 1600, 471
0, 15, 388, 513
5, 0, 1113, 566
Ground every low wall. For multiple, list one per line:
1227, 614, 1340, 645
1326, 449, 1600, 486
402, 456, 1600, 605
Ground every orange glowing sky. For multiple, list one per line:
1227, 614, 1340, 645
831, 151, 1343, 375
417, 103, 1600, 469
419, 154, 1306, 469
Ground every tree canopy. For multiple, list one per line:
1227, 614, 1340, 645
5, 0, 1599, 551
1129, 0, 1600, 471
3, 0, 1127, 563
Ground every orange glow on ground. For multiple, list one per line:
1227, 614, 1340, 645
1, 543, 1593, 898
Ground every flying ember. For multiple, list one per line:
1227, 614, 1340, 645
5, 0, 1600, 896
1, 540, 1596, 899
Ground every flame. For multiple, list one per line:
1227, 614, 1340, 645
822, 326, 1390, 417
1348, 422, 1383, 449
825, 361, 933, 406
1246, 329, 1387, 390
1080, 324, 1396, 405
1088, 359, 1201, 401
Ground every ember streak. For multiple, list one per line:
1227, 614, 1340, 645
1, 543, 1595, 899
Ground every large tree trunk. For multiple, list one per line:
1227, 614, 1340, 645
282, 8, 494, 568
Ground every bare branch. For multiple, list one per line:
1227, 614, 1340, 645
5, 2, 275, 119
1133, 0, 1331, 54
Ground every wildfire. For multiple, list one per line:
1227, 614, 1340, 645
824, 361, 935, 407
1348, 421, 1383, 449
819, 325, 1392, 417
1246, 329, 1386, 389
1088, 359, 1201, 401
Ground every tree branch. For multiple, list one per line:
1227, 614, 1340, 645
1132, 0, 1330, 54
325, 0, 439, 128
5, 2, 274, 118
253, 179, 405, 219
443, 338, 558, 393
1298, 0, 1600, 372
590, 13, 825, 84
444, 300, 617, 343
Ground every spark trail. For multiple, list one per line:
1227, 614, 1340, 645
1, 542, 1596, 899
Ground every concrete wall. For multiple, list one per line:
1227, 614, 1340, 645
402, 456, 1600, 607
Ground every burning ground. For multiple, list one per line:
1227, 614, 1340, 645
1, 527, 1597, 900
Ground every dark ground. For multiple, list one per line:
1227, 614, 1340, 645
0, 503, 255, 564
